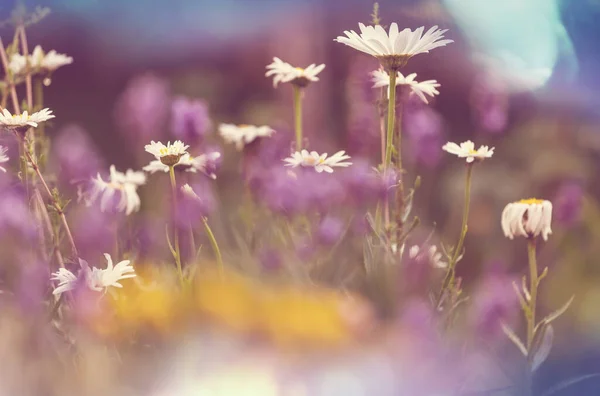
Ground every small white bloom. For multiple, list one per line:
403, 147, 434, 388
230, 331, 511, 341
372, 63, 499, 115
265, 57, 325, 87
181, 183, 201, 200
50, 268, 78, 295
0, 145, 8, 173
283, 149, 352, 173
88, 165, 146, 215
8, 53, 26, 75
442, 140, 494, 163
143, 151, 221, 179
144, 140, 189, 166
407, 244, 447, 268
501, 199, 553, 241
219, 123, 275, 150
371, 69, 440, 103
51, 254, 136, 296
0, 108, 55, 129
39, 48, 73, 71
335, 23, 453, 68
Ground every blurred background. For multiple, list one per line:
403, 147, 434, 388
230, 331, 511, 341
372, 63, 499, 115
3, 0, 600, 394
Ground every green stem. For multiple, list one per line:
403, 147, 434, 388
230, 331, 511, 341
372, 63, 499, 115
526, 239, 538, 354
384, 70, 397, 169
437, 163, 474, 306
169, 166, 183, 285
202, 217, 223, 273
293, 85, 303, 150
189, 223, 197, 263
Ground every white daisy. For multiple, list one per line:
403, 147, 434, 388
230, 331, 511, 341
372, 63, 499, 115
9, 46, 73, 76
408, 244, 447, 268
501, 199, 553, 241
0, 108, 55, 130
0, 145, 8, 173
143, 151, 221, 179
335, 23, 453, 70
371, 69, 440, 103
51, 254, 136, 296
145, 140, 189, 166
283, 149, 352, 173
50, 268, 78, 295
442, 140, 494, 163
219, 123, 275, 150
88, 165, 146, 215
39, 48, 73, 71
265, 57, 325, 87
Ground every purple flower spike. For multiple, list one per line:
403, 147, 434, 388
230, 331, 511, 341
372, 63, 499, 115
316, 216, 345, 246
171, 96, 212, 146
115, 73, 170, 142
52, 124, 103, 186
553, 182, 583, 227
404, 103, 444, 169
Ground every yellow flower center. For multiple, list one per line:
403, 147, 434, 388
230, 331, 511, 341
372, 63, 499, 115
304, 156, 324, 166
518, 198, 545, 205
468, 149, 479, 155
159, 147, 169, 156
238, 124, 250, 128
295, 67, 304, 72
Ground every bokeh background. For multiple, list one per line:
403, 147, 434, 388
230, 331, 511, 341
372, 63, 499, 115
3, 0, 600, 394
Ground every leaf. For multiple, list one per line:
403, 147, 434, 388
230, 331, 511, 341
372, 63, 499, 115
501, 322, 527, 356
532, 325, 554, 372
164, 225, 177, 259
543, 295, 575, 324
512, 281, 529, 313
521, 276, 531, 302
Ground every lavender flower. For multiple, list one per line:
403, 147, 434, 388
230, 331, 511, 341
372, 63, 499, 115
404, 102, 444, 169
51, 124, 103, 185
316, 216, 345, 246
114, 73, 170, 142
553, 182, 583, 227
171, 96, 212, 146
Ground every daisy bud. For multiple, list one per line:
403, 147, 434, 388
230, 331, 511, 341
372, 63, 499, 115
501, 199, 553, 241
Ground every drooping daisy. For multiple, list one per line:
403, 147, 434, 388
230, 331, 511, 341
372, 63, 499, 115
143, 151, 221, 179
8, 53, 26, 75
371, 69, 440, 103
442, 140, 494, 163
87, 165, 146, 215
51, 254, 136, 296
9, 46, 73, 75
50, 267, 78, 295
0, 145, 8, 173
335, 23, 453, 70
144, 140, 189, 166
219, 124, 275, 150
501, 199, 553, 241
265, 57, 326, 88
283, 149, 352, 173
0, 108, 55, 131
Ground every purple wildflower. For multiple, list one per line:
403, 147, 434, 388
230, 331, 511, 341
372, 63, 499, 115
171, 96, 212, 146
404, 100, 444, 169
51, 124, 103, 186
114, 73, 170, 142
553, 181, 583, 227
316, 216, 345, 246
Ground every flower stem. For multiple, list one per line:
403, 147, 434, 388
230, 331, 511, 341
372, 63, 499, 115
202, 217, 223, 274
526, 239, 538, 354
169, 166, 183, 285
437, 163, 474, 306
384, 69, 397, 169
293, 85, 303, 150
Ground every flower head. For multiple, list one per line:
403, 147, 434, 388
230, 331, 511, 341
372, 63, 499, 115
408, 244, 447, 269
143, 151, 221, 179
335, 23, 453, 70
501, 199, 553, 241
283, 149, 352, 173
8, 46, 72, 75
442, 140, 494, 163
145, 140, 189, 166
0, 108, 54, 130
87, 165, 146, 215
219, 124, 275, 150
0, 145, 8, 173
265, 57, 325, 87
51, 254, 136, 296
371, 69, 440, 103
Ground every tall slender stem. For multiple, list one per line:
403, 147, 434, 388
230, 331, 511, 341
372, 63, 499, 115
189, 224, 197, 263
293, 85, 303, 150
202, 217, 223, 274
15, 131, 78, 257
437, 163, 474, 306
168, 166, 183, 284
18, 26, 33, 112
394, 98, 405, 242
526, 239, 538, 353
384, 70, 397, 169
